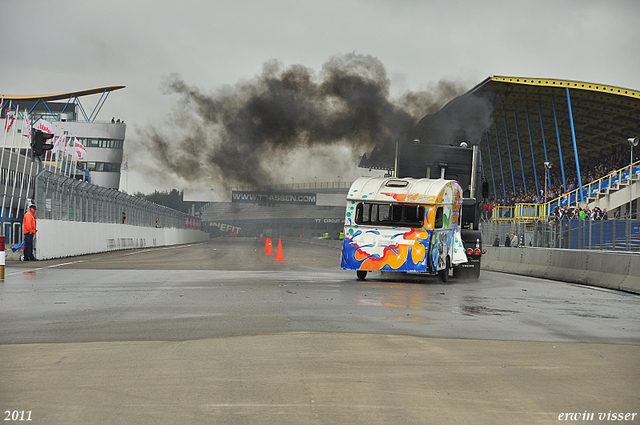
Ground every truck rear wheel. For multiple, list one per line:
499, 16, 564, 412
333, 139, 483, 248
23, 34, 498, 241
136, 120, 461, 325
356, 270, 367, 281
438, 257, 450, 283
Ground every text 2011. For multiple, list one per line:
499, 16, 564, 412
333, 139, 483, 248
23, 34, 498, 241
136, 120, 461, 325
4, 411, 32, 421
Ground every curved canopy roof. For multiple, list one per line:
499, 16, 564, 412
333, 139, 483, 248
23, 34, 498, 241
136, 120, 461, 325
0, 86, 126, 102
0, 86, 126, 123
465, 75, 640, 157
360, 75, 640, 197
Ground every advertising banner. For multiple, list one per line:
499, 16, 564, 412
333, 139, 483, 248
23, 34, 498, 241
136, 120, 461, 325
231, 191, 317, 205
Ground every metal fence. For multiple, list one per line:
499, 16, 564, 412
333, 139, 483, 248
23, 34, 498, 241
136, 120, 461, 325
480, 219, 640, 252
34, 168, 193, 229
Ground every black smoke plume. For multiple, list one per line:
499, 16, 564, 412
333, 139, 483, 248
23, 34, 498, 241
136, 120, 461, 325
141, 53, 471, 189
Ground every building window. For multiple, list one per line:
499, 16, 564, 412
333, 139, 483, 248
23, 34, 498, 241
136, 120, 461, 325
80, 138, 124, 149
79, 162, 121, 173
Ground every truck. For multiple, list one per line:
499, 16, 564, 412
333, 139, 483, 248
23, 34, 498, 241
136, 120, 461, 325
341, 143, 487, 281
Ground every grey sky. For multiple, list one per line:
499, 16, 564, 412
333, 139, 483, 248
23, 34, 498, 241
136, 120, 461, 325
2, 0, 639, 193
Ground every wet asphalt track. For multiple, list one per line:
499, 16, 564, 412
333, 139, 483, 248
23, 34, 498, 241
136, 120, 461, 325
1, 238, 638, 424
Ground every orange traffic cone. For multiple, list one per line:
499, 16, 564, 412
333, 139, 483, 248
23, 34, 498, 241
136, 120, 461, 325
274, 239, 284, 261
265, 238, 273, 256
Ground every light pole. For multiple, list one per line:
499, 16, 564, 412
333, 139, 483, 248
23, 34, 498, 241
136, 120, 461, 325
628, 137, 639, 219
544, 162, 552, 216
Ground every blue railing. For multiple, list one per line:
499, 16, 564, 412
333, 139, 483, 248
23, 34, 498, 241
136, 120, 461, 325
546, 161, 639, 215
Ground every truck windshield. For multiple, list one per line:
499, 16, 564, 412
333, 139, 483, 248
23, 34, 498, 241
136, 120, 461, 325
355, 202, 425, 228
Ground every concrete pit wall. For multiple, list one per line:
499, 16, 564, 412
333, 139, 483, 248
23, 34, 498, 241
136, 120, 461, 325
26, 219, 209, 260
483, 246, 640, 295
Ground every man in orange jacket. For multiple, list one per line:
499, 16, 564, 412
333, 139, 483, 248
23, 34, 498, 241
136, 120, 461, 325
23, 204, 37, 261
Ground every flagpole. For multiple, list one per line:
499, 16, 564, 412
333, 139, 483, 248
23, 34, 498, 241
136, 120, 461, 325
56, 134, 62, 174
5, 103, 20, 231
24, 153, 35, 210
23, 109, 36, 207
48, 136, 55, 172
46, 131, 55, 173
0, 101, 12, 194
53, 141, 58, 174
45, 131, 52, 172
51, 134, 57, 174
16, 110, 31, 217
64, 135, 71, 178
0, 98, 5, 235
71, 136, 77, 179
54, 132, 65, 175
66, 136, 73, 178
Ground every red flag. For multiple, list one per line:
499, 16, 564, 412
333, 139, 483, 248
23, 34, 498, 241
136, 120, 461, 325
4, 101, 14, 131
74, 139, 87, 159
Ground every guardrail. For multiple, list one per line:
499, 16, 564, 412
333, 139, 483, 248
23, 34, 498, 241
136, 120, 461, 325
492, 204, 546, 222
34, 169, 196, 229
481, 219, 640, 252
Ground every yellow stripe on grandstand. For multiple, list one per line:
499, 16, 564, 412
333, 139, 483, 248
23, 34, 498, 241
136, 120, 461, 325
490, 76, 640, 99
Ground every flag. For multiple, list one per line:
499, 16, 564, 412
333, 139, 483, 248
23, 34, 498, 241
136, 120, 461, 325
4, 101, 14, 131
64, 136, 71, 155
22, 110, 32, 139
74, 139, 87, 159
5, 110, 16, 132
35, 118, 55, 135
4, 101, 10, 130
51, 133, 66, 154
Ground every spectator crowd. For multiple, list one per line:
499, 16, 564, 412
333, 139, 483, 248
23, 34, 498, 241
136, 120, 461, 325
481, 147, 638, 216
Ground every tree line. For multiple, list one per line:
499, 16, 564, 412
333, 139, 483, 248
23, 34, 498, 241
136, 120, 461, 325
133, 189, 190, 213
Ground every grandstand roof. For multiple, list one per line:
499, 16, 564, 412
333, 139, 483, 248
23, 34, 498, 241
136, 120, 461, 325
466, 76, 640, 157
0, 86, 126, 102
0, 86, 126, 123
360, 75, 640, 198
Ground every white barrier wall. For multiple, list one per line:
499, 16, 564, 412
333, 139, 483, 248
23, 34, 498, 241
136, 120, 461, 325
34, 219, 210, 260
483, 247, 640, 295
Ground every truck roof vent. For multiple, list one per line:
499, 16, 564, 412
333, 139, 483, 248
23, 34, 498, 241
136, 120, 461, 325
384, 180, 409, 187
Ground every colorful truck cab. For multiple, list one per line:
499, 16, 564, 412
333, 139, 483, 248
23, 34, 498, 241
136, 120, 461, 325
340, 176, 467, 281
